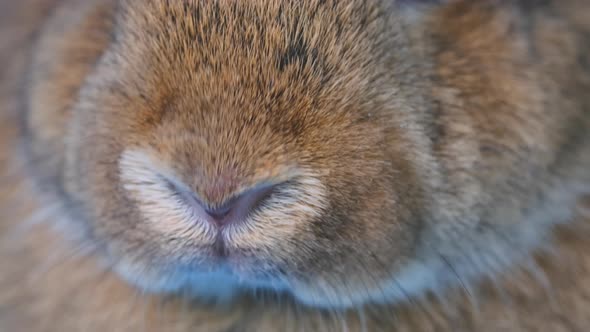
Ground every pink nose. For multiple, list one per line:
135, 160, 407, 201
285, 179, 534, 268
197, 184, 276, 228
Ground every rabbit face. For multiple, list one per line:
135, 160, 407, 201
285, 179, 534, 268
59, 1, 433, 308
27, 0, 589, 311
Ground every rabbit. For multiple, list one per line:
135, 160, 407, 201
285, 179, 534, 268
1, 0, 590, 331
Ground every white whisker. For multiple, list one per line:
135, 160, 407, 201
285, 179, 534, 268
357, 307, 368, 332
1, 204, 63, 249
27, 241, 99, 285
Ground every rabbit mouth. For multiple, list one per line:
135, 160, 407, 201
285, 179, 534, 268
113, 255, 293, 303
113, 148, 329, 303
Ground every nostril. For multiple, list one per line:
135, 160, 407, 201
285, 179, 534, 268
164, 175, 278, 229
203, 184, 276, 228
205, 203, 233, 221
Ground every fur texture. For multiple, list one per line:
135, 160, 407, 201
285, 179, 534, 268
1, 0, 589, 330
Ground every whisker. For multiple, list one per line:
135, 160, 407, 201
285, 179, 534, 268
487, 276, 517, 322
431, 288, 457, 322
152, 293, 167, 330
439, 254, 472, 299
486, 226, 559, 311
326, 309, 341, 332
438, 253, 481, 318
46, 250, 119, 326
357, 307, 368, 332
1, 203, 63, 249
366, 250, 436, 325
27, 240, 100, 285
337, 310, 349, 332
142, 296, 160, 331
0, 155, 32, 182
522, 259, 559, 311
310, 306, 328, 332
124, 287, 148, 332
353, 254, 388, 306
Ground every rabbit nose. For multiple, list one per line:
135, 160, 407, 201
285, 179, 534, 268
205, 204, 232, 221
200, 183, 276, 228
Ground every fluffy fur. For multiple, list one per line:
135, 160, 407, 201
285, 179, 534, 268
1, 0, 589, 331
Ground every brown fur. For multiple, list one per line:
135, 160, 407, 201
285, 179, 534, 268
1, 0, 590, 331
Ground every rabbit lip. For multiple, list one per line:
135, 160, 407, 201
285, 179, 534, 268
212, 233, 229, 258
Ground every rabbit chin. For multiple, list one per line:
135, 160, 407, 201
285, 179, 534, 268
110, 255, 416, 309
113, 260, 292, 304
110, 256, 400, 309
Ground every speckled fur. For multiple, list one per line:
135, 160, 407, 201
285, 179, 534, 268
1, 0, 590, 331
